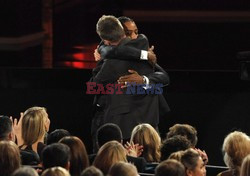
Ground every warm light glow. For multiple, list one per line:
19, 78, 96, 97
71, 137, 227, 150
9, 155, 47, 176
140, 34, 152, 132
63, 43, 98, 69
62, 61, 96, 69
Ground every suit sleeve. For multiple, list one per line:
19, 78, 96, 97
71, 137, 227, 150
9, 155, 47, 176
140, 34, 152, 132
105, 34, 149, 60
92, 59, 118, 85
146, 64, 170, 86
88, 59, 103, 82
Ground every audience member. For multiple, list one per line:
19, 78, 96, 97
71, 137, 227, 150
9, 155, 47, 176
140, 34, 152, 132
240, 154, 250, 176
46, 129, 70, 145
217, 131, 250, 176
168, 151, 184, 161
14, 106, 50, 165
96, 123, 142, 157
181, 148, 206, 176
160, 135, 191, 161
93, 140, 127, 175
96, 123, 123, 149
0, 115, 14, 141
166, 124, 208, 164
59, 136, 89, 176
167, 124, 198, 147
91, 123, 146, 173
11, 166, 39, 176
130, 123, 161, 162
108, 161, 138, 176
41, 143, 71, 170
41, 167, 70, 176
155, 159, 185, 176
0, 141, 21, 176
81, 166, 104, 176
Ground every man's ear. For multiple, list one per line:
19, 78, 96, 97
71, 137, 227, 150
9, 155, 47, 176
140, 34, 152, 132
65, 161, 70, 171
186, 169, 193, 176
41, 162, 44, 169
9, 132, 14, 142
103, 40, 110, 45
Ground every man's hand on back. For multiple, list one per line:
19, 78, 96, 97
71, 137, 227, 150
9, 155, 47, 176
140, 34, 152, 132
148, 45, 157, 66
118, 70, 144, 88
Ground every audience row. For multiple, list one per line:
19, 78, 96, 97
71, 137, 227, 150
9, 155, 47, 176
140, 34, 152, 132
0, 106, 250, 176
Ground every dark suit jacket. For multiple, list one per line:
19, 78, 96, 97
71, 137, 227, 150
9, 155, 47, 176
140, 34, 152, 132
91, 35, 170, 120
98, 35, 170, 116
92, 36, 161, 139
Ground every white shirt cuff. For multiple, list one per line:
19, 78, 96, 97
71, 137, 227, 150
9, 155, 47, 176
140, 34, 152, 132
140, 50, 148, 60
142, 76, 151, 89
142, 75, 149, 84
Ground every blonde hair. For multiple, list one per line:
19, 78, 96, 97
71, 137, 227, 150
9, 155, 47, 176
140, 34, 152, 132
130, 123, 161, 162
168, 151, 184, 162
108, 161, 138, 176
41, 167, 70, 176
12, 166, 39, 176
240, 154, 250, 176
22, 106, 48, 146
93, 140, 127, 175
0, 141, 21, 176
222, 131, 250, 176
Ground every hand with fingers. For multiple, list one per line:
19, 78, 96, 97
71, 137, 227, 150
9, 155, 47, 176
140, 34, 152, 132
148, 45, 157, 66
94, 45, 101, 61
195, 148, 209, 164
124, 141, 143, 157
118, 70, 144, 88
11, 112, 24, 146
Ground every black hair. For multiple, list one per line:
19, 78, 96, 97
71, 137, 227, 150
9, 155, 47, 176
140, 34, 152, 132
0, 116, 12, 140
46, 129, 70, 145
41, 143, 71, 169
160, 135, 191, 161
96, 123, 123, 149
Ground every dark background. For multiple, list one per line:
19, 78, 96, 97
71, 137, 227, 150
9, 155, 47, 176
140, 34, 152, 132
0, 0, 250, 168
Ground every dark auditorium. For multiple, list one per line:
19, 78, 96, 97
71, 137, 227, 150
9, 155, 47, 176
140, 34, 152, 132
1, 1, 250, 176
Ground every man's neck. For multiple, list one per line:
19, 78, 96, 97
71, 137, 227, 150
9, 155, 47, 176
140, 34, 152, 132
109, 40, 120, 46
107, 35, 126, 46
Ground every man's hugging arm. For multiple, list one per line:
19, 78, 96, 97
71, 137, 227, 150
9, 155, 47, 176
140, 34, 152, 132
145, 64, 170, 86
99, 34, 156, 64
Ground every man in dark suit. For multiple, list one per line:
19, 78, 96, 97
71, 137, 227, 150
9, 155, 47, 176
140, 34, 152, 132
90, 15, 169, 140
90, 35, 169, 151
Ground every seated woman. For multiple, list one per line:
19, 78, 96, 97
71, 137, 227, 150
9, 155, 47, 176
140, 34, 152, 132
130, 123, 161, 163
14, 106, 50, 165
155, 159, 185, 176
0, 141, 21, 176
217, 131, 250, 176
41, 167, 70, 176
93, 140, 127, 175
168, 151, 185, 161
180, 148, 206, 176
240, 154, 250, 176
12, 166, 39, 176
108, 161, 139, 176
81, 166, 104, 176
59, 136, 89, 176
